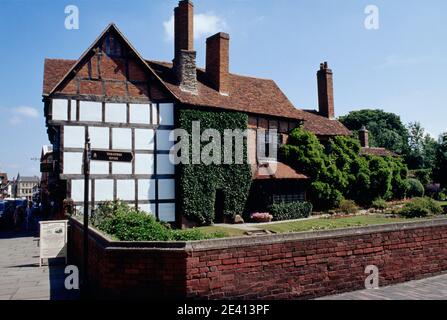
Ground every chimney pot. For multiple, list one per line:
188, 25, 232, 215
317, 62, 335, 119
206, 32, 230, 95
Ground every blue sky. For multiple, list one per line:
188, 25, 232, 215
0, 0, 446, 178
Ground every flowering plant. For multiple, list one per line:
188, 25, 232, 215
250, 212, 273, 222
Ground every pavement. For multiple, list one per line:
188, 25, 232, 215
319, 273, 447, 300
0, 230, 79, 300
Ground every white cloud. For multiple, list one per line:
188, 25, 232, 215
163, 12, 228, 42
376, 55, 429, 69
8, 106, 39, 125
13, 106, 39, 118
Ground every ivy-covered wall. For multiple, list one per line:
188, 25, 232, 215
177, 108, 252, 225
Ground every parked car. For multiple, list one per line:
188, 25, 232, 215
0, 201, 5, 228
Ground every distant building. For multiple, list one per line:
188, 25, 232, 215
40, 145, 54, 206
13, 175, 40, 201
0, 173, 9, 199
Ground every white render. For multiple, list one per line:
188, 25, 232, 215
135, 154, 154, 175
79, 101, 102, 122
89, 126, 109, 149
71, 180, 91, 202
64, 126, 85, 148
151, 103, 158, 125
159, 103, 174, 126
94, 180, 114, 202
156, 130, 174, 151
159, 203, 176, 222
138, 179, 156, 200
135, 129, 155, 150
52, 99, 68, 121
139, 203, 156, 216
112, 162, 132, 175
130, 104, 150, 124
105, 103, 127, 123
112, 128, 132, 150
158, 179, 175, 200
63, 152, 83, 174
157, 155, 175, 175
90, 161, 109, 175
116, 180, 135, 201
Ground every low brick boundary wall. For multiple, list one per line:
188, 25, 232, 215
68, 218, 447, 300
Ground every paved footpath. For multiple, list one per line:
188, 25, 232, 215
319, 273, 447, 300
0, 230, 79, 300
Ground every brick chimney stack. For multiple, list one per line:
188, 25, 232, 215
174, 0, 197, 94
317, 62, 335, 119
359, 126, 369, 148
206, 32, 230, 95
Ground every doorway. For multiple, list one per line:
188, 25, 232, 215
214, 189, 225, 223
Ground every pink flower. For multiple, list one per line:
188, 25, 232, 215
250, 212, 273, 220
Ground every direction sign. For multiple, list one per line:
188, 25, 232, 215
91, 150, 134, 163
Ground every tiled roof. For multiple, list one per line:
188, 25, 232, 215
254, 162, 309, 180
360, 147, 398, 157
42, 59, 351, 136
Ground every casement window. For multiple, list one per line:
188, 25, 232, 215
257, 131, 281, 161
273, 193, 306, 204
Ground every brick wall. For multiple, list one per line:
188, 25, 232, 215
69, 218, 447, 300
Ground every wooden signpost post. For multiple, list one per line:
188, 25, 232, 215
82, 133, 133, 298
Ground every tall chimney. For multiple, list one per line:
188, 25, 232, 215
359, 126, 369, 148
317, 62, 335, 119
174, 0, 194, 62
206, 32, 230, 95
173, 0, 197, 94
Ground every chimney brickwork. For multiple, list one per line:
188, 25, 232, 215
206, 32, 230, 95
317, 62, 335, 119
359, 126, 369, 148
173, 0, 197, 94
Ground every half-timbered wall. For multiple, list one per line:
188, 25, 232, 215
45, 29, 176, 222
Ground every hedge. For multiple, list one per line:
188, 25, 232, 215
268, 201, 313, 221
177, 108, 252, 225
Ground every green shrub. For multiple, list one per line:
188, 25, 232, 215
94, 201, 218, 241
399, 197, 443, 218
410, 169, 432, 186
405, 178, 425, 198
337, 200, 359, 214
268, 201, 313, 221
309, 182, 343, 210
371, 199, 388, 212
98, 211, 171, 241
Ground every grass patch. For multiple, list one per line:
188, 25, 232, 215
437, 201, 447, 207
195, 226, 248, 238
262, 215, 422, 234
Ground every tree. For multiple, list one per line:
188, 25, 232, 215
281, 126, 409, 209
405, 122, 437, 170
434, 133, 447, 188
339, 109, 409, 154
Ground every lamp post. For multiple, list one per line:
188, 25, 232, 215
82, 132, 91, 299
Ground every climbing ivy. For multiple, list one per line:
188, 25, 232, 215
177, 108, 252, 225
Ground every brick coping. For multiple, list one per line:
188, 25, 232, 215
69, 217, 447, 252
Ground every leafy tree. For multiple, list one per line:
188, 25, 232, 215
281, 126, 409, 209
339, 109, 409, 154
405, 122, 438, 170
434, 133, 447, 188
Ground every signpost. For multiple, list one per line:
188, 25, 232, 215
81, 135, 134, 299
91, 150, 134, 163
